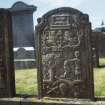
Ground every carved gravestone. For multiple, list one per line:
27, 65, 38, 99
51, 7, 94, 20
36, 7, 94, 99
0, 9, 15, 97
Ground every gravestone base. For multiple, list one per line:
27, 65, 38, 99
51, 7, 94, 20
0, 97, 105, 105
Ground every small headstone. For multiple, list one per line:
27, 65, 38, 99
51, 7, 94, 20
36, 7, 94, 100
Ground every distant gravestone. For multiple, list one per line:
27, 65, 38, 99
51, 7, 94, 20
0, 9, 15, 97
36, 7, 94, 99
14, 48, 36, 69
9, 1, 37, 47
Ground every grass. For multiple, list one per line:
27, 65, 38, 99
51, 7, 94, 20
15, 69, 38, 95
94, 58, 105, 96
99, 58, 105, 66
15, 58, 105, 96
94, 67, 105, 96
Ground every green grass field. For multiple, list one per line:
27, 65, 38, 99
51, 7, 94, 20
94, 58, 105, 96
15, 58, 105, 96
94, 67, 105, 96
15, 69, 38, 95
99, 58, 105, 66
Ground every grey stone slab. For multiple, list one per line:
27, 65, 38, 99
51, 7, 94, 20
9, 1, 37, 47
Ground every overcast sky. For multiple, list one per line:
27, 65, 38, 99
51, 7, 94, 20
0, 0, 105, 29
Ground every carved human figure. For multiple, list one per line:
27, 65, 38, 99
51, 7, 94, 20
74, 51, 81, 80
63, 60, 74, 80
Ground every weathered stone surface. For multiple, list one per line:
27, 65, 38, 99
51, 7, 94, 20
36, 7, 94, 99
0, 9, 15, 97
9, 1, 37, 47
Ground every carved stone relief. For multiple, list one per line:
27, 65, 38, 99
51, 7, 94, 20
36, 7, 94, 100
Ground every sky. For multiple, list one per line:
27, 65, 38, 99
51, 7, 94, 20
0, 0, 105, 29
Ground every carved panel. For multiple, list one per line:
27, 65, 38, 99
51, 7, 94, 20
51, 15, 70, 26
36, 7, 94, 99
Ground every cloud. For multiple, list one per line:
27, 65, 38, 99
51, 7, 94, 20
67, 0, 84, 7
47, 0, 82, 7
30, 0, 84, 8
47, 0, 66, 6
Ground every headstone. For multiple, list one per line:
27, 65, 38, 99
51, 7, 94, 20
0, 9, 15, 97
9, 1, 37, 47
36, 7, 94, 100
14, 47, 36, 69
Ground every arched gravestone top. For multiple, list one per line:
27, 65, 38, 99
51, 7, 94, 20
42, 7, 83, 18
37, 7, 89, 29
36, 7, 94, 100
9, 1, 37, 13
